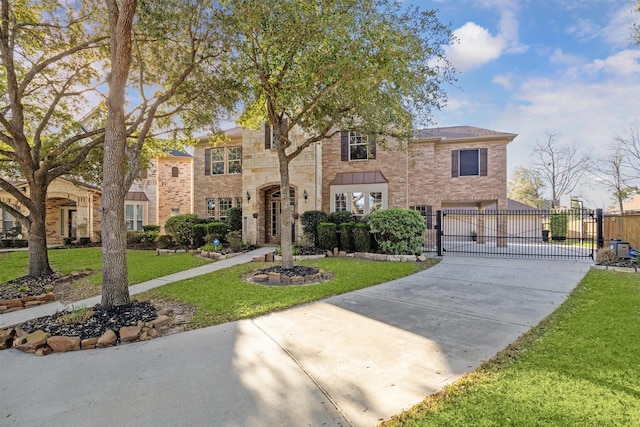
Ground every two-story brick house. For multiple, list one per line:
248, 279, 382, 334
194, 125, 516, 246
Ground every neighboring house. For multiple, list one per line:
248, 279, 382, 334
128, 150, 194, 233
0, 150, 193, 245
608, 195, 640, 214
193, 124, 517, 246
0, 177, 102, 245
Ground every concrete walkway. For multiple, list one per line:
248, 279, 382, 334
0, 255, 591, 427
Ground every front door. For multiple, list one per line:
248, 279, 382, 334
265, 188, 295, 245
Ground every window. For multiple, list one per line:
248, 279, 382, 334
452, 148, 487, 177
235, 197, 242, 207
171, 166, 179, 177
411, 205, 433, 229
2, 210, 14, 233
206, 198, 216, 219
335, 193, 347, 211
125, 203, 145, 231
351, 192, 365, 216
228, 147, 242, 174
219, 198, 232, 220
211, 148, 224, 175
171, 208, 180, 216
349, 132, 369, 160
369, 192, 382, 212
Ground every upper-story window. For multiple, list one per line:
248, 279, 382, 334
205, 146, 242, 175
211, 148, 224, 175
264, 120, 289, 149
228, 147, 242, 174
340, 130, 376, 161
451, 148, 488, 177
171, 166, 179, 177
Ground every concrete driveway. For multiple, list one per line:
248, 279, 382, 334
0, 256, 591, 427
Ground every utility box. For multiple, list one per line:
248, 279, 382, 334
610, 239, 630, 259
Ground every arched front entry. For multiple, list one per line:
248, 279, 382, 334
261, 185, 296, 245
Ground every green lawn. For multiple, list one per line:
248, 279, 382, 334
140, 257, 437, 329
0, 247, 212, 285
382, 269, 640, 427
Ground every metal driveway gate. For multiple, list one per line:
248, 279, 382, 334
425, 208, 601, 260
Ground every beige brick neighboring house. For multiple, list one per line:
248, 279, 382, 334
0, 178, 102, 245
129, 150, 193, 233
193, 124, 517, 246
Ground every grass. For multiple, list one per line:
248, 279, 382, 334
140, 257, 439, 329
0, 247, 212, 287
382, 269, 640, 426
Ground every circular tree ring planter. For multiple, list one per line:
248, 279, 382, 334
243, 266, 334, 286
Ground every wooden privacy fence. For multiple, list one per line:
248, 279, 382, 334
603, 214, 640, 249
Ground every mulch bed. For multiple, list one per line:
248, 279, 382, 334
0, 275, 59, 300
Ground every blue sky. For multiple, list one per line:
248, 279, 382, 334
422, 0, 640, 208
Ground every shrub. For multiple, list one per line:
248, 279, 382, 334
126, 231, 145, 244
0, 239, 12, 248
328, 210, 354, 226
156, 234, 174, 249
596, 248, 618, 265
550, 211, 568, 238
301, 210, 328, 246
142, 225, 160, 232
226, 206, 243, 232
193, 224, 208, 248
367, 208, 425, 255
226, 230, 243, 251
318, 222, 338, 250
164, 214, 200, 247
13, 239, 28, 248
78, 237, 92, 246
204, 222, 228, 243
340, 222, 355, 252
353, 222, 372, 252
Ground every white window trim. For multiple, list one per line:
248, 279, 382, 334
348, 131, 369, 161
330, 183, 388, 215
124, 202, 147, 231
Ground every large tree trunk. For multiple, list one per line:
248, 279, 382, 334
278, 149, 294, 269
26, 186, 53, 277
101, 0, 137, 307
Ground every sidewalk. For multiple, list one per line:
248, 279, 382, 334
0, 246, 274, 329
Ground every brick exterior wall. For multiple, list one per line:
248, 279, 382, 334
156, 156, 193, 231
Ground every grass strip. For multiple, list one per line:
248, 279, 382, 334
382, 269, 640, 426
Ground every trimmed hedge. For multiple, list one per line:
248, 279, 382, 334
367, 208, 425, 255
318, 222, 338, 250
142, 225, 160, 232
328, 210, 354, 226
301, 210, 328, 247
353, 222, 372, 252
340, 222, 355, 252
164, 214, 200, 247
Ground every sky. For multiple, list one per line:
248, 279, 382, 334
421, 0, 640, 209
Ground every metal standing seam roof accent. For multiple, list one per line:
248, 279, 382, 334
125, 191, 149, 202
330, 171, 388, 185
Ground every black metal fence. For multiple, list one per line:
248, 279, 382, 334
423, 209, 600, 260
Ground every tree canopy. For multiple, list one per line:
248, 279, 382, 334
507, 167, 546, 209
223, 0, 455, 267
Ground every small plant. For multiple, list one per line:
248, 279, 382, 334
201, 243, 215, 252
226, 230, 243, 251
57, 305, 94, 325
18, 285, 29, 292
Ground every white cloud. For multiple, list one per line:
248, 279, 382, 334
583, 50, 640, 76
445, 22, 506, 72
601, 5, 640, 47
550, 48, 584, 66
492, 74, 512, 90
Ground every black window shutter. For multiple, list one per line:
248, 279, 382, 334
341, 131, 349, 161
204, 148, 211, 175
369, 134, 376, 159
451, 150, 459, 177
480, 148, 488, 176
264, 123, 271, 149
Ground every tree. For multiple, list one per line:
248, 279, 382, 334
0, 0, 108, 276
530, 133, 590, 208
507, 167, 546, 209
224, 0, 454, 268
592, 140, 637, 214
100, 0, 236, 306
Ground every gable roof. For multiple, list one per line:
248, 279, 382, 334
413, 126, 517, 142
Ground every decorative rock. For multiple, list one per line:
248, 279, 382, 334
22, 296, 36, 302
2, 307, 24, 313
157, 308, 174, 316
14, 330, 50, 352
0, 299, 23, 309
0, 328, 15, 350
147, 328, 161, 338
268, 272, 281, 283
35, 346, 53, 356
81, 337, 99, 349
253, 274, 269, 283
252, 255, 266, 262
265, 252, 275, 262
338, 251, 347, 257
47, 336, 81, 352
151, 315, 171, 330
326, 250, 333, 257
97, 329, 117, 347
119, 324, 143, 343
417, 255, 427, 262
333, 247, 339, 257
290, 275, 304, 284
24, 301, 43, 307
35, 293, 56, 302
